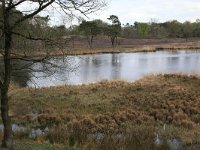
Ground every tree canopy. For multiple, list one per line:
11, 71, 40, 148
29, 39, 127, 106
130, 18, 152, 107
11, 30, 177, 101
79, 20, 102, 48
105, 15, 121, 47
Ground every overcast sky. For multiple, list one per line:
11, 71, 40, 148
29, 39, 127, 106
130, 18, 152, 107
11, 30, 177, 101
87, 0, 200, 25
17, 0, 200, 26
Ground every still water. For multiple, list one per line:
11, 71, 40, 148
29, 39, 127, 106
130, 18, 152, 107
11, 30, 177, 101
27, 50, 200, 87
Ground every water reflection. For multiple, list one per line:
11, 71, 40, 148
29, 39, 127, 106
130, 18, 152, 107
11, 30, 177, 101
111, 54, 121, 79
166, 57, 180, 71
0, 60, 32, 87
2, 50, 200, 87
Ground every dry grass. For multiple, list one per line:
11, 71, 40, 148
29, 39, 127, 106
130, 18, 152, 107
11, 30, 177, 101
6, 74, 200, 148
65, 41, 200, 56
29, 42, 200, 56
5, 38, 200, 57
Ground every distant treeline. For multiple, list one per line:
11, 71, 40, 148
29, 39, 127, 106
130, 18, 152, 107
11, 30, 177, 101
71, 18, 200, 40
1, 10, 200, 50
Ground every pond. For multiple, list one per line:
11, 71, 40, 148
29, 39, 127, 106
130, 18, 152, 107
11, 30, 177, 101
25, 50, 200, 87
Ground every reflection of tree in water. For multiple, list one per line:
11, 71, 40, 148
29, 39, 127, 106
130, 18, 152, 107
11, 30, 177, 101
27, 56, 80, 87
92, 57, 102, 66
11, 69, 31, 87
112, 54, 120, 67
81, 56, 92, 82
167, 57, 180, 65
0, 59, 32, 87
111, 54, 121, 79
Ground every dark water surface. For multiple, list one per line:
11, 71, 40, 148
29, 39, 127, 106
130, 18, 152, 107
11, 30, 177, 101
26, 50, 200, 87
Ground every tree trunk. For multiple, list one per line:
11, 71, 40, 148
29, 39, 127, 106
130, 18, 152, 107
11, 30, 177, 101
1, 1, 14, 148
1, 87, 13, 149
111, 36, 117, 48
111, 37, 115, 48
1, 31, 14, 150
87, 36, 93, 49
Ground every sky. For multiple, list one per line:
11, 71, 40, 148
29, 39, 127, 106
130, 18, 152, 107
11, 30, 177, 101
88, 0, 200, 25
17, 0, 200, 26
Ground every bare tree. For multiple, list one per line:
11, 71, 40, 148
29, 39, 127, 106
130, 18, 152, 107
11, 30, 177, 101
0, 0, 106, 149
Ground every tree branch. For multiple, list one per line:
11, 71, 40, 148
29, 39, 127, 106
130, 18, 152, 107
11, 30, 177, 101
10, 52, 50, 63
6, 0, 26, 11
11, 31, 50, 41
11, 0, 55, 29
56, 0, 106, 15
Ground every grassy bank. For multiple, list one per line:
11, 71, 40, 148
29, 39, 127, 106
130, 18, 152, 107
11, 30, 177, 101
43, 42, 200, 56
65, 41, 200, 55
4, 39, 200, 58
4, 74, 200, 149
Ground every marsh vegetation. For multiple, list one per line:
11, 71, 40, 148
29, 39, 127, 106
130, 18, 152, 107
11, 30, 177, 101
2, 74, 199, 149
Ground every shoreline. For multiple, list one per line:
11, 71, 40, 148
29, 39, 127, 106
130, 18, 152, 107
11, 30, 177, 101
56, 43, 200, 56
1, 41, 200, 58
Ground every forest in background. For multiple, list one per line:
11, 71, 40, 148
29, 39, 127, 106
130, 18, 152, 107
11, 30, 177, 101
1, 7, 200, 51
